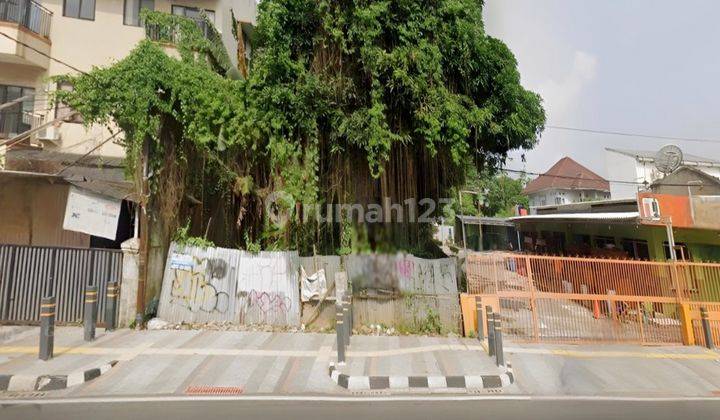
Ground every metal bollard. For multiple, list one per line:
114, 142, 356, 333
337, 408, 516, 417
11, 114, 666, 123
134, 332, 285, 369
475, 296, 485, 340
343, 293, 351, 347
105, 282, 118, 332
493, 313, 505, 367
701, 307, 714, 349
83, 285, 98, 341
335, 303, 346, 364
39, 296, 56, 360
486, 305, 495, 357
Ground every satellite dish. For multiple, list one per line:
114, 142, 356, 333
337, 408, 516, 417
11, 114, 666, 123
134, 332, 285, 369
654, 145, 683, 174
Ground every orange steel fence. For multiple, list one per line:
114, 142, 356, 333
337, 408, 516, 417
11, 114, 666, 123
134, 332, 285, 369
465, 253, 720, 345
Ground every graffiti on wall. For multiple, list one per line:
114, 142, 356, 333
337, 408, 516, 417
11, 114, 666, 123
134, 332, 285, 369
349, 254, 457, 296
236, 255, 299, 326
169, 255, 231, 314
158, 245, 301, 326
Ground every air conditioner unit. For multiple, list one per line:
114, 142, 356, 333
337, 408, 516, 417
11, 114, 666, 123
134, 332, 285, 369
37, 125, 61, 142
641, 197, 661, 219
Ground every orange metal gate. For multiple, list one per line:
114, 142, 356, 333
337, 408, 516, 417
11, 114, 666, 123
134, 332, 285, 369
465, 253, 720, 345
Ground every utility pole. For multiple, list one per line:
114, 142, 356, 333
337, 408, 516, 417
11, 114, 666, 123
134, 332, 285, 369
136, 137, 150, 327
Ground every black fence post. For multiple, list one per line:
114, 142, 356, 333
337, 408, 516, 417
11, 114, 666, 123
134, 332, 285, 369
701, 307, 714, 349
486, 305, 495, 357
39, 296, 55, 360
475, 296, 485, 340
105, 281, 118, 332
494, 313, 505, 367
336, 303, 346, 364
83, 285, 98, 341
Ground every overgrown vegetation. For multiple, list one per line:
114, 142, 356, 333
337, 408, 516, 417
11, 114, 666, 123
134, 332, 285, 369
447, 168, 530, 221
173, 222, 216, 249
56, 1, 544, 256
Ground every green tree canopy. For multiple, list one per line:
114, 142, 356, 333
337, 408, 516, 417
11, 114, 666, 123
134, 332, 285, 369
57, 0, 544, 255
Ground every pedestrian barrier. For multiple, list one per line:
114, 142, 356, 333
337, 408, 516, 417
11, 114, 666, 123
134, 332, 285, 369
39, 295, 55, 360
464, 253, 720, 345
83, 285, 98, 341
335, 292, 353, 365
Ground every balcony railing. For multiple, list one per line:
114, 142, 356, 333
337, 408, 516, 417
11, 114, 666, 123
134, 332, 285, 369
0, 0, 52, 38
145, 15, 213, 44
144, 12, 232, 73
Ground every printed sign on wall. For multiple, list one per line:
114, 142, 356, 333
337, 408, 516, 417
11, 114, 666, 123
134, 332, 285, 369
63, 186, 121, 240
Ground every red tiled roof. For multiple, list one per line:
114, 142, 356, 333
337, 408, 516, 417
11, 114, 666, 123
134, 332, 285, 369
523, 157, 610, 195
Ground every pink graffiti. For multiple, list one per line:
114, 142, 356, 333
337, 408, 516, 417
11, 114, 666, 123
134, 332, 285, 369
396, 259, 414, 278
247, 290, 292, 314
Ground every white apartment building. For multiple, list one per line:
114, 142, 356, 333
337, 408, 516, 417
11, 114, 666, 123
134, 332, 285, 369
0, 0, 256, 160
524, 156, 611, 209
606, 148, 720, 200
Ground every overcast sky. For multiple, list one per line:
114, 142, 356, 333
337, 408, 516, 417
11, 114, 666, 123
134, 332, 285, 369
483, 0, 720, 178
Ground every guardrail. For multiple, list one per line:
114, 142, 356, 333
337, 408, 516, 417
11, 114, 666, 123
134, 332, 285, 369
0, 0, 52, 38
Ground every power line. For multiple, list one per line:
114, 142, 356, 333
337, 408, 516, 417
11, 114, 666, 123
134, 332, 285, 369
0, 32, 88, 75
501, 167, 710, 188
546, 125, 720, 145
54, 129, 124, 176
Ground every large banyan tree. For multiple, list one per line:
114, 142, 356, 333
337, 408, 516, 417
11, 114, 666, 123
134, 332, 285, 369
58, 0, 545, 256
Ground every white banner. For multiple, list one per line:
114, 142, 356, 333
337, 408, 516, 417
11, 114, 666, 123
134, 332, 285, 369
63, 186, 121, 240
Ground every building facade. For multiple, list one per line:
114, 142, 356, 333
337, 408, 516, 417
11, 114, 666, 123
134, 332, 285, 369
512, 167, 720, 262
605, 147, 720, 199
0, 0, 256, 160
524, 157, 610, 209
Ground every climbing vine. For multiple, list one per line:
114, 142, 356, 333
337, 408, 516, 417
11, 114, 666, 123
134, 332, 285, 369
55, 0, 545, 255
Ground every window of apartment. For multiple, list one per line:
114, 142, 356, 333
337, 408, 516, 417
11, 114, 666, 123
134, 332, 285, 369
124, 0, 155, 26
171, 5, 215, 23
621, 239, 650, 260
595, 236, 616, 249
55, 82, 84, 124
664, 242, 690, 261
554, 196, 564, 205
63, 0, 96, 20
0, 85, 35, 138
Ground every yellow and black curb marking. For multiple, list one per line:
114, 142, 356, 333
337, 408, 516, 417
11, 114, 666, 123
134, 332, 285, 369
0, 360, 117, 392
328, 362, 514, 391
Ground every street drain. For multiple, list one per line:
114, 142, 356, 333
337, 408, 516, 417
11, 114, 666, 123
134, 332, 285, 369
184, 386, 244, 395
351, 389, 390, 396
467, 388, 503, 395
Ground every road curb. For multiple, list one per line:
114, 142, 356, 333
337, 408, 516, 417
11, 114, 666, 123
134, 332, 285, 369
328, 363, 514, 391
0, 360, 118, 392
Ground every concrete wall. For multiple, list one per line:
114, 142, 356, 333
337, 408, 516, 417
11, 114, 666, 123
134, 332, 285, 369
300, 254, 461, 333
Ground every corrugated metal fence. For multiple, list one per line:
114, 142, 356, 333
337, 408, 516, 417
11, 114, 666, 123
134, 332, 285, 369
157, 243, 301, 326
0, 244, 122, 325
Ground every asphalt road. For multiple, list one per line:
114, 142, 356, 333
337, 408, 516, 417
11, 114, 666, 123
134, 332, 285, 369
2, 396, 720, 420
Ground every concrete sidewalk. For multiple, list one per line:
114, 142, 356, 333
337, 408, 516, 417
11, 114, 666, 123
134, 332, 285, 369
505, 342, 720, 397
0, 326, 506, 397
2, 326, 720, 398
